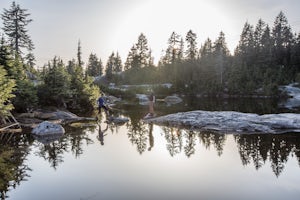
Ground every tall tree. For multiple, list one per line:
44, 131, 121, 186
1, 1, 34, 57
272, 11, 293, 67
125, 34, 150, 69
235, 22, 254, 63
113, 52, 122, 73
87, 53, 103, 77
185, 30, 198, 60
105, 52, 115, 79
77, 40, 84, 69
213, 31, 230, 85
200, 38, 213, 58
135, 33, 150, 68
124, 45, 136, 70
161, 32, 182, 64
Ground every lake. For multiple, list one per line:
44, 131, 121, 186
1, 97, 300, 200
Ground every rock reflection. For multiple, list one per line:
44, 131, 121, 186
0, 133, 32, 200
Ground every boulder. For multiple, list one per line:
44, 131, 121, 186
32, 121, 65, 135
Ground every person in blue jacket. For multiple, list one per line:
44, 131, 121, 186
97, 95, 109, 114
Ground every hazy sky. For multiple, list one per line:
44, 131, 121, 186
0, 0, 300, 67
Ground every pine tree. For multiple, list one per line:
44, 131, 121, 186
77, 40, 84, 68
235, 22, 254, 63
113, 52, 122, 73
185, 30, 198, 60
213, 31, 230, 86
200, 38, 213, 58
105, 52, 115, 79
135, 33, 150, 68
272, 11, 293, 67
1, 1, 34, 57
162, 32, 182, 64
124, 45, 136, 70
125, 34, 149, 70
39, 57, 71, 107
87, 53, 103, 77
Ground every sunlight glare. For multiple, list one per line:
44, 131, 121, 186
111, 0, 235, 63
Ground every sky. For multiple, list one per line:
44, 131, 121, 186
0, 0, 300, 68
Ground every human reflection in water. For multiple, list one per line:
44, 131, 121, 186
97, 122, 108, 145
148, 123, 154, 151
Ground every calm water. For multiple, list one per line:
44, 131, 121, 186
1, 97, 300, 200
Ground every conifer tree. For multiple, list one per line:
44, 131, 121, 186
77, 40, 84, 68
162, 32, 182, 64
105, 52, 115, 79
39, 57, 71, 106
235, 22, 254, 62
272, 12, 293, 63
200, 38, 213, 58
185, 30, 198, 60
213, 31, 230, 86
1, 1, 34, 57
113, 52, 122, 73
87, 53, 103, 77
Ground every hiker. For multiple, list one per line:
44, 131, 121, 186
97, 95, 109, 114
148, 92, 155, 116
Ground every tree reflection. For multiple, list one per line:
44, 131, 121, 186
183, 130, 196, 157
127, 119, 148, 154
34, 127, 94, 169
234, 134, 300, 177
160, 127, 226, 157
0, 133, 32, 200
34, 138, 68, 170
164, 127, 183, 157
198, 131, 226, 156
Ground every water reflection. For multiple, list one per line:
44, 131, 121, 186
0, 133, 32, 200
148, 123, 154, 151
97, 122, 108, 146
235, 134, 300, 177
33, 125, 94, 170
198, 132, 226, 156
1, 102, 300, 199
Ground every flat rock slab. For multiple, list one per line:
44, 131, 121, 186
145, 110, 300, 134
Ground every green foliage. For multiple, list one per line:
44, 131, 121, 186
0, 65, 15, 116
38, 56, 100, 112
13, 78, 38, 112
38, 57, 72, 107
86, 53, 103, 77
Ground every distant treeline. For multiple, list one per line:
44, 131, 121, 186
107, 11, 300, 96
